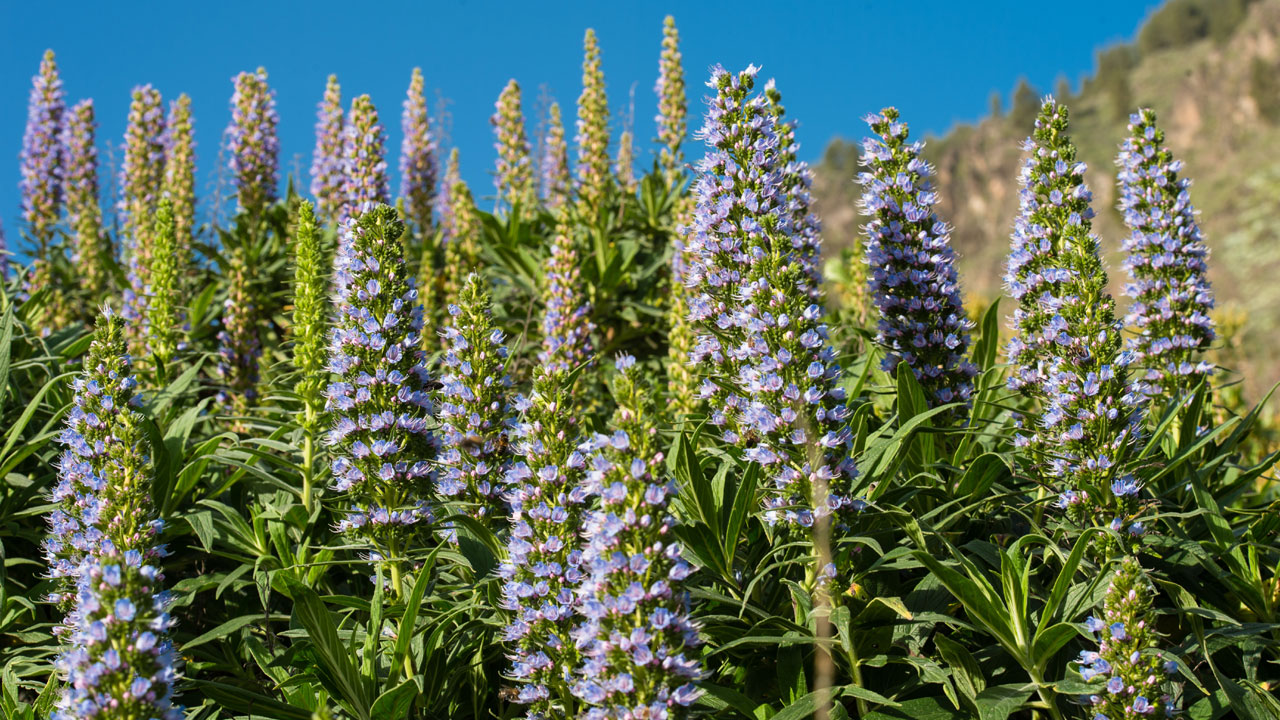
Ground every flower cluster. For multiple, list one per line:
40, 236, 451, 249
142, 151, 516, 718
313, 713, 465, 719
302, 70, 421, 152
1117, 109, 1216, 397
540, 102, 572, 211
614, 129, 636, 196
146, 200, 181, 365
216, 249, 262, 417
540, 218, 595, 375
437, 273, 513, 520
163, 94, 197, 262
401, 68, 438, 235
493, 79, 536, 217
1075, 557, 1180, 719
655, 16, 686, 187
310, 75, 346, 226
45, 310, 183, 720
572, 355, 703, 717
665, 236, 699, 420
683, 65, 858, 527
858, 107, 977, 415
576, 29, 612, 220
292, 201, 329, 436
20, 49, 65, 246
119, 84, 167, 337
441, 175, 482, 321
62, 98, 111, 299
326, 205, 435, 554
499, 365, 589, 716
341, 94, 389, 227
227, 68, 280, 220
1005, 98, 1149, 535
764, 82, 823, 296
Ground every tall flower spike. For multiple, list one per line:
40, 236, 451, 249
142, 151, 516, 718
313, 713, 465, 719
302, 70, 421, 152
764, 81, 823, 295
62, 99, 111, 300
858, 108, 977, 416
437, 273, 513, 520
684, 65, 858, 527
216, 249, 262, 417
441, 177, 482, 314
576, 29, 612, 220
540, 218, 595, 375
227, 67, 280, 220
1075, 557, 1181, 719
573, 354, 704, 717
1117, 109, 1216, 397
163, 94, 196, 267
327, 205, 435, 565
146, 200, 181, 366
401, 68, 438, 236
20, 49, 65, 247
540, 102, 572, 210
44, 310, 140, 606
119, 84, 167, 336
500, 365, 589, 716
1004, 98, 1149, 540
614, 129, 636, 196
310, 75, 346, 226
493, 79, 536, 218
342, 94, 390, 227
47, 309, 184, 720
292, 201, 328, 436
655, 16, 687, 187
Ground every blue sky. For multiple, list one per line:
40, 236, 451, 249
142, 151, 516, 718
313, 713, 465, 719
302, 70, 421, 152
1, 0, 1160, 242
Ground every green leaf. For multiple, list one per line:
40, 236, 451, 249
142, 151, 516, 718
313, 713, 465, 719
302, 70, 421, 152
285, 578, 372, 720
974, 683, 1034, 720
935, 632, 985, 700
370, 679, 417, 720
864, 695, 965, 720
188, 680, 315, 720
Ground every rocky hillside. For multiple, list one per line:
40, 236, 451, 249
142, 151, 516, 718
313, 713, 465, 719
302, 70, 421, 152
814, 0, 1280, 398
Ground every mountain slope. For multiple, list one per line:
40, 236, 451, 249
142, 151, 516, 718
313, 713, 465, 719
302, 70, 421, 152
813, 0, 1280, 397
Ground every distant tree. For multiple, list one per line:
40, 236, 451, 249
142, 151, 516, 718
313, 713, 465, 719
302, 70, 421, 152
1009, 78, 1040, 132
1095, 46, 1137, 121
1055, 76, 1073, 104
988, 90, 1003, 119
1251, 57, 1280, 123
1138, 0, 1255, 54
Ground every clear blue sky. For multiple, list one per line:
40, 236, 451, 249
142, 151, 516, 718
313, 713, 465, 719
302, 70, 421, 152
1, 0, 1161, 243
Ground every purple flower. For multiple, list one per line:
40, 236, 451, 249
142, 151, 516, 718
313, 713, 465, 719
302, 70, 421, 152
858, 108, 978, 417
1118, 109, 1216, 396
341, 94, 389, 227
400, 68, 437, 234
310, 74, 345, 226
20, 49, 65, 246
119, 84, 167, 337
540, 219, 595, 374
226, 67, 279, 219
492, 79, 535, 217
539, 102, 572, 210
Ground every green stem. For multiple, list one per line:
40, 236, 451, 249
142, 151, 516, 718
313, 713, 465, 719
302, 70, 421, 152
1028, 668, 1064, 720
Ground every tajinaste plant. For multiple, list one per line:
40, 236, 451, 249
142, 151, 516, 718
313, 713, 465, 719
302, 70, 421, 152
858, 107, 977, 416
493, 79, 536, 218
62, 98, 111, 300
310, 75, 345, 226
572, 354, 703, 717
419, 148, 462, 335
341, 94, 390, 227
764, 80, 823, 296
327, 205, 434, 585
576, 29, 612, 221
227, 68, 279, 221
119, 85, 166, 336
401, 68, 438, 236
216, 248, 262, 417
441, 175, 482, 317
1004, 98, 1149, 539
665, 235, 698, 421
163, 94, 196, 269
655, 15, 686, 188
292, 201, 328, 512
20, 49, 65, 248
499, 364, 589, 716
146, 200, 181, 368
437, 273, 513, 520
46, 309, 183, 720
540, 102, 572, 211
540, 218, 595, 375
1074, 556, 1181, 719
614, 129, 636, 196
1117, 108, 1216, 397
683, 65, 857, 528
